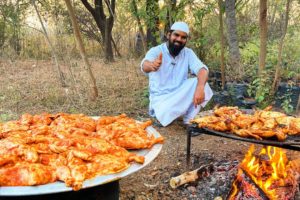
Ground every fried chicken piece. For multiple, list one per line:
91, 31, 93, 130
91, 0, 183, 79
95, 115, 163, 149
250, 129, 276, 138
96, 113, 127, 125
52, 113, 96, 132
290, 118, 300, 135
0, 137, 38, 163
214, 106, 242, 119
66, 152, 89, 191
233, 129, 262, 140
267, 115, 299, 135
0, 154, 18, 167
192, 116, 229, 132
257, 110, 287, 119
39, 153, 73, 187
20, 113, 34, 125
261, 118, 278, 129
2, 121, 29, 133
32, 113, 55, 125
275, 116, 294, 127
0, 162, 56, 186
30, 124, 50, 136
112, 130, 164, 149
71, 136, 145, 163
0, 130, 31, 139
88, 154, 130, 176
20, 113, 55, 126
232, 114, 258, 129
274, 128, 287, 141
140, 120, 153, 129
251, 121, 264, 130
49, 139, 74, 154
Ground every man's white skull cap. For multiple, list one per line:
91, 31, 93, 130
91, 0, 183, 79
170, 22, 189, 35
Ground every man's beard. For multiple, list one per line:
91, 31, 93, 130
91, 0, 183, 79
167, 40, 185, 57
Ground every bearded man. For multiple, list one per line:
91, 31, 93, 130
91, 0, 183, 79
141, 22, 213, 127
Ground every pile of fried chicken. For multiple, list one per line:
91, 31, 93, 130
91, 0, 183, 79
192, 106, 300, 141
0, 113, 163, 190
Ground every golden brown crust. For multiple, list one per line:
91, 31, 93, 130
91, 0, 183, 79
192, 106, 300, 140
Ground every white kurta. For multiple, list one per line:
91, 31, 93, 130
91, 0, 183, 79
141, 43, 213, 126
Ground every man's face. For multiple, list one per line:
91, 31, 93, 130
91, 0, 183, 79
167, 30, 188, 56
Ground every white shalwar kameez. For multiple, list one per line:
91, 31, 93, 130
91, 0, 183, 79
141, 43, 213, 126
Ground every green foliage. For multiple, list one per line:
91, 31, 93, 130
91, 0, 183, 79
247, 70, 273, 108
278, 82, 296, 114
189, 2, 217, 61
140, 87, 149, 107
241, 41, 259, 66
68, 107, 78, 114
0, 1, 30, 56
280, 95, 294, 114
0, 113, 14, 122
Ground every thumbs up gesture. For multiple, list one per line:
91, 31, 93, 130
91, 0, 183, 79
151, 52, 163, 71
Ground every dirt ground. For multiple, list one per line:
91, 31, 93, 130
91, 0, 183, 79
0, 59, 299, 200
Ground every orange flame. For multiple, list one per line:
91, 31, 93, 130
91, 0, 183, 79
239, 145, 288, 200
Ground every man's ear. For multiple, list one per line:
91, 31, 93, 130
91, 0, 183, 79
166, 32, 171, 40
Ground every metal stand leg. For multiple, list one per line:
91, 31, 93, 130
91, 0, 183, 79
186, 127, 192, 170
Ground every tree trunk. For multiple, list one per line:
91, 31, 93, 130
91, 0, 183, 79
225, 0, 242, 80
111, 37, 121, 57
165, 0, 176, 33
130, 0, 147, 55
32, 0, 66, 88
104, 0, 115, 62
218, 0, 226, 90
258, 0, 268, 76
80, 0, 115, 62
11, 1, 21, 55
271, 0, 291, 93
104, 18, 113, 62
0, 18, 6, 48
64, 0, 98, 101
146, 0, 160, 47
269, 1, 278, 38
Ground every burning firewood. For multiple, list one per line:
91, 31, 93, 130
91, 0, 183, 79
169, 164, 214, 189
227, 169, 269, 200
227, 145, 300, 200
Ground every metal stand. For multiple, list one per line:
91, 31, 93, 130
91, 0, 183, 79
0, 181, 119, 200
186, 125, 300, 167
186, 127, 191, 170
186, 125, 204, 169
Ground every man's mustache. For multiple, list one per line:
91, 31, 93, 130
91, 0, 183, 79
174, 41, 183, 45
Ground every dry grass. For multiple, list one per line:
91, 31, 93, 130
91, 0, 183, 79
0, 58, 149, 122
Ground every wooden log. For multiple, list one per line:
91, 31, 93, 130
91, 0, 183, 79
169, 164, 214, 189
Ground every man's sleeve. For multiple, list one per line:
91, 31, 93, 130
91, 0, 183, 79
188, 49, 208, 75
140, 47, 160, 74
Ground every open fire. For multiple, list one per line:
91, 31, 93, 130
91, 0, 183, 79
228, 145, 300, 200
172, 146, 300, 200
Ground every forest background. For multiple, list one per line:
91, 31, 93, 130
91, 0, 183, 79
0, 0, 300, 123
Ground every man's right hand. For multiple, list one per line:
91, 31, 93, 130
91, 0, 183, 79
143, 52, 163, 73
151, 52, 163, 71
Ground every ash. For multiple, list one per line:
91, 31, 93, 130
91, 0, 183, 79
179, 159, 239, 200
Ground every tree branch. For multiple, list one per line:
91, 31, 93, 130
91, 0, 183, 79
81, 0, 96, 16
104, 0, 115, 18
95, 0, 105, 19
